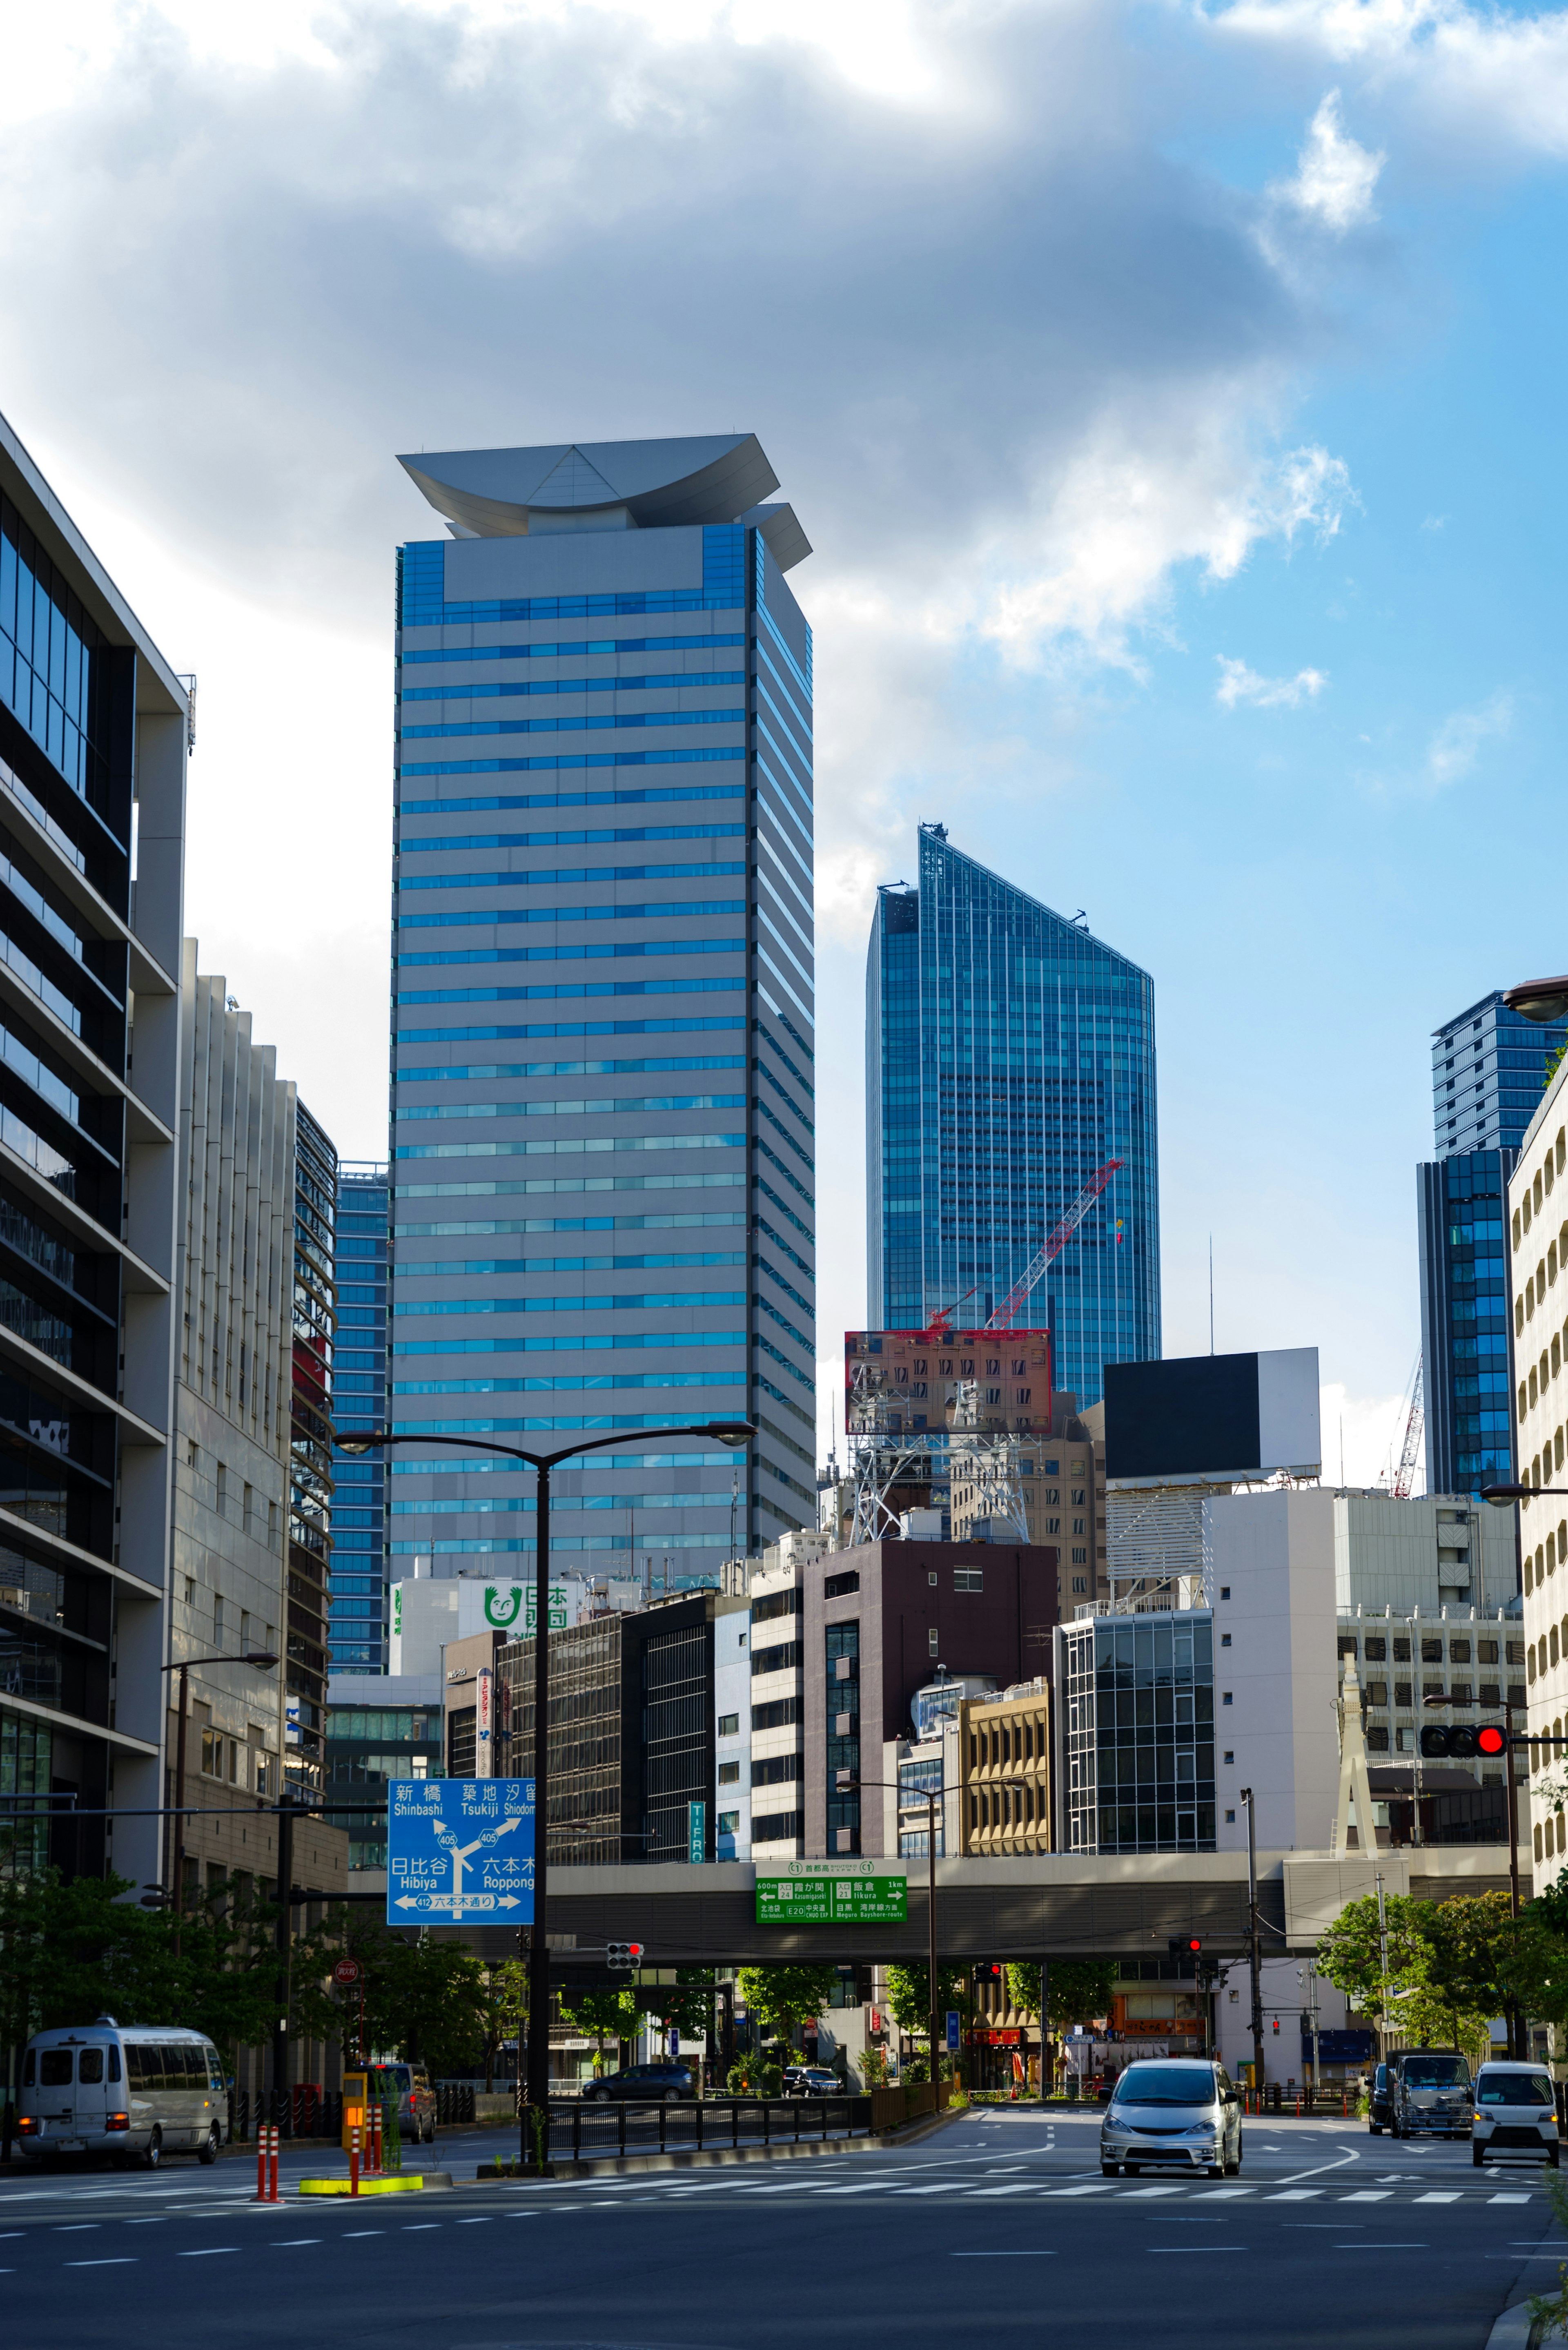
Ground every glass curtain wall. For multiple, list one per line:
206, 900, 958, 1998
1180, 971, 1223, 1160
330, 1162, 388, 1672
287, 1104, 337, 1793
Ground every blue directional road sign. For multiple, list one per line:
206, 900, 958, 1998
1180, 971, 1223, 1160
946, 2011, 961, 2054
387, 1779, 535, 1925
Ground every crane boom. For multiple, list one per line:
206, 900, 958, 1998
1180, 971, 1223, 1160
1392, 1359, 1424, 1500
984, 1159, 1124, 1331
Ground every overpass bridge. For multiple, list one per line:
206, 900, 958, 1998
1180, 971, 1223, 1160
389, 1846, 1512, 1969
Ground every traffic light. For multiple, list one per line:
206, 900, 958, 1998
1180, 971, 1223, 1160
606, 1941, 644, 1973
1422, 1723, 1508, 1760
972, 1962, 1002, 1985
1168, 1936, 1202, 1958
1271, 2017, 1280, 2035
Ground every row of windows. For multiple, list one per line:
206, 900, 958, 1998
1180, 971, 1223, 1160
401, 669, 747, 705
1338, 1632, 1515, 1664
400, 710, 745, 744
396, 938, 744, 971
398, 866, 745, 902
396, 975, 746, 1008
400, 632, 746, 668
402, 825, 746, 856
399, 747, 747, 780
399, 1056, 745, 1084
396, 1089, 745, 1120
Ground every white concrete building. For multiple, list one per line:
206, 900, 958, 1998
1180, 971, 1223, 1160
1510, 1062, 1568, 1889
1205, 1491, 1340, 1855
713, 1603, 751, 1858
748, 1556, 803, 1859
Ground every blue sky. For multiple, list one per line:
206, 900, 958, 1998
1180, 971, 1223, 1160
3, 0, 1566, 1482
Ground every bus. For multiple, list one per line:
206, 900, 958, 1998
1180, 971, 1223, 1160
17, 2018, 229, 2167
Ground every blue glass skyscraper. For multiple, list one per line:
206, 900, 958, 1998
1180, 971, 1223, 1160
330, 1162, 388, 1672
1418, 990, 1568, 1495
866, 825, 1159, 1406
388, 437, 816, 1573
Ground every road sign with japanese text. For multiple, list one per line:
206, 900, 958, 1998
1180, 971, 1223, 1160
387, 1779, 534, 1923
755, 1861, 907, 1924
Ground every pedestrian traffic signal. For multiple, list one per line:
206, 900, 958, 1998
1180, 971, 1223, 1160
606, 1941, 644, 1972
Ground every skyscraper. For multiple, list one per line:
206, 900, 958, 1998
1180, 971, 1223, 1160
0, 409, 187, 1893
388, 436, 816, 1580
866, 824, 1158, 1408
330, 1162, 388, 1673
1418, 990, 1568, 1496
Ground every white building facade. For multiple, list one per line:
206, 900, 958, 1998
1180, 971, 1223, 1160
1510, 1064, 1568, 1888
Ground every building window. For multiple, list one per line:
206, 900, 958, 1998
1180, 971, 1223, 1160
1221, 1633, 1231, 1648
717, 1713, 739, 1737
928, 1628, 939, 1654
717, 1760, 741, 1786
1222, 1692, 1232, 1706
954, 1568, 983, 1592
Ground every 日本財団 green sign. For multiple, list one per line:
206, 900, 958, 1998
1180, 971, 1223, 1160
755, 1863, 908, 1924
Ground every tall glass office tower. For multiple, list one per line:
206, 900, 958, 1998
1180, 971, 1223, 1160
1418, 990, 1568, 1496
388, 436, 816, 1573
866, 825, 1158, 1407
329, 1162, 388, 1673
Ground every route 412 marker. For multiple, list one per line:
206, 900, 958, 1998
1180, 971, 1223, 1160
387, 1779, 535, 1924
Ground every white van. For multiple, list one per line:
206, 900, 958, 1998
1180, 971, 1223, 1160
17, 2018, 228, 2167
1472, 2062, 1561, 2169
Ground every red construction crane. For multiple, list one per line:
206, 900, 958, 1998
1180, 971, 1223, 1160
984, 1159, 1124, 1332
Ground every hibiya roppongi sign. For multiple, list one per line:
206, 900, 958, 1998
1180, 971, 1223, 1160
387, 1779, 535, 1923
755, 1860, 908, 1925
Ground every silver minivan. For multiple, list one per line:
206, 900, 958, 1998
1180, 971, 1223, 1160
1101, 2058, 1243, 2178
1472, 2062, 1561, 2169
17, 2018, 228, 2167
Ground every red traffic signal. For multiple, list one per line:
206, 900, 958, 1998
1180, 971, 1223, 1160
1168, 1936, 1202, 1956
1476, 1724, 1509, 1758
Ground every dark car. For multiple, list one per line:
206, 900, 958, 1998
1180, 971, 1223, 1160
581, 2062, 696, 2105
783, 2066, 841, 2098
1368, 2063, 1394, 2134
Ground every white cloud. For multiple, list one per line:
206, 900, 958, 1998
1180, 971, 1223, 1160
1271, 88, 1384, 229
1319, 1379, 1423, 1492
1216, 654, 1328, 707
1427, 690, 1513, 786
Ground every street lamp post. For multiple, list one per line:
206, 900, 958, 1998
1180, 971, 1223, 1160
1239, 1788, 1265, 2096
160, 1649, 278, 1958
341, 1419, 753, 2171
840, 1775, 941, 2098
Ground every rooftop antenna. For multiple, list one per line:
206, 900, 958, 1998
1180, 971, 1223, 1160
1209, 1237, 1214, 1356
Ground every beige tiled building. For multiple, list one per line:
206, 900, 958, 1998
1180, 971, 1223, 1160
1512, 1059, 1568, 1887
960, 1680, 1051, 1855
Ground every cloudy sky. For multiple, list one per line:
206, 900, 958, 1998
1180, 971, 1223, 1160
6, 0, 1567, 1485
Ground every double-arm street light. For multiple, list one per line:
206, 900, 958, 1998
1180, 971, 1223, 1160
340, 1418, 753, 2171
159, 1648, 278, 1957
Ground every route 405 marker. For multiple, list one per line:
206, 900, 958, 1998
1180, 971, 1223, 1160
387, 1779, 535, 1924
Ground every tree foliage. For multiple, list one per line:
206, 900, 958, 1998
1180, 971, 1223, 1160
344, 1922, 490, 2074
1316, 1888, 1568, 2064
557, 1984, 639, 2066
882, 1962, 970, 2036
1004, 1960, 1120, 2036
735, 1963, 837, 2047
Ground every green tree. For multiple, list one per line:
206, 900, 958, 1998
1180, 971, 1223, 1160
558, 1984, 639, 2074
882, 1961, 970, 2041
346, 1923, 490, 2074
735, 1963, 837, 2056
1004, 1960, 1119, 2039
1314, 1891, 1432, 2031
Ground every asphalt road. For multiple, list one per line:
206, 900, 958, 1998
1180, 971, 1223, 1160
1, 2107, 1560, 2348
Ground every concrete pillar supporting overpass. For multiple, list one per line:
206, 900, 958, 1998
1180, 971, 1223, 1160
416, 1846, 1512, 1969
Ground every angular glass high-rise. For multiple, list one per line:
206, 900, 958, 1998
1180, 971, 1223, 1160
330, 1162, 388, 1673
388, 436, 816, 1574
866, 825, 1158, 1407
1417, 990, 1567, 1496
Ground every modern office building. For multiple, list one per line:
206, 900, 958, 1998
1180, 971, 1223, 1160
388, 435, 816, 1595
0, 412, 187, 1893
1509, 1067, 1568, 1891
1418, 990, 1567, 1496
167, 950, 296, 1906
325, 1670, 443, 1879
1057, 1609, 1217, 1855
285, 1102, 337, 1795
330, 1161, 388, 1673
865, 823, 1158, 1409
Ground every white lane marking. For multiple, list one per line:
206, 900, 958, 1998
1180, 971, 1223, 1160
1337, 2243, 1427, 2250
178, 2247, 240, 2257
454, 2217, 493, 2224
67, 2258, 137, 2267
1414, 2193, 1463, 2205
965, 2187, 1036, 2198
1275, 2151, 1363, 2187
401, 2223, 441, 2231
274, 2240, 321, 2247
1193, 2190, 1253, 2201
1042, 2185, 1116, 2197
1124, 2186, 1188, 2199
53, 2225, 100, 2232
1267, 2192, 1323, 2202
343, 2231, 385, 2239
951, 2250, 1058, 2258
1490, 2195, 1533, 2204
1148, 2246, 1247, 2254
1339, 2192, 1392, 2203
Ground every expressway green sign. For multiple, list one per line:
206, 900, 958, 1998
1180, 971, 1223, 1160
755, 1864, 908, 1925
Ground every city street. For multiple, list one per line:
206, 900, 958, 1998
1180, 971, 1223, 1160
0, 2106, 1558, 2348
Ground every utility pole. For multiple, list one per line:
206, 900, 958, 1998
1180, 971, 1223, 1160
273, 1791, 294, 2123
1376, 1868, 1390, 2063
1241, 1787, 1264, 2095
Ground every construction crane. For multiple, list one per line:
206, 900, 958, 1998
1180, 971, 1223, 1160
984, 1159, 1124, 1332
1392, 1358, 1425, 1500
920, 1286, 978, 1340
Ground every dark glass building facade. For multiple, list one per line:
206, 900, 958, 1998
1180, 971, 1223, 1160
1059, 1610, 1215, 1854
866, 824, 1158, 1408
330, 1162, 387, 1673
0, 411, 187, 1894
387, 436, 816, 1576
1418, 992, 1567, 1498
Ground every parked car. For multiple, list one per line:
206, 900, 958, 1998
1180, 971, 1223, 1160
1472, 2062, 1561, 2168
1100, 2058, 1243, 2179
783, 2066, 841, 2098
581, 2062, 696, 2104
377, 2062, 437, 2143
1386, 2049, 1473, 2140
17, 2018, 228, 2168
